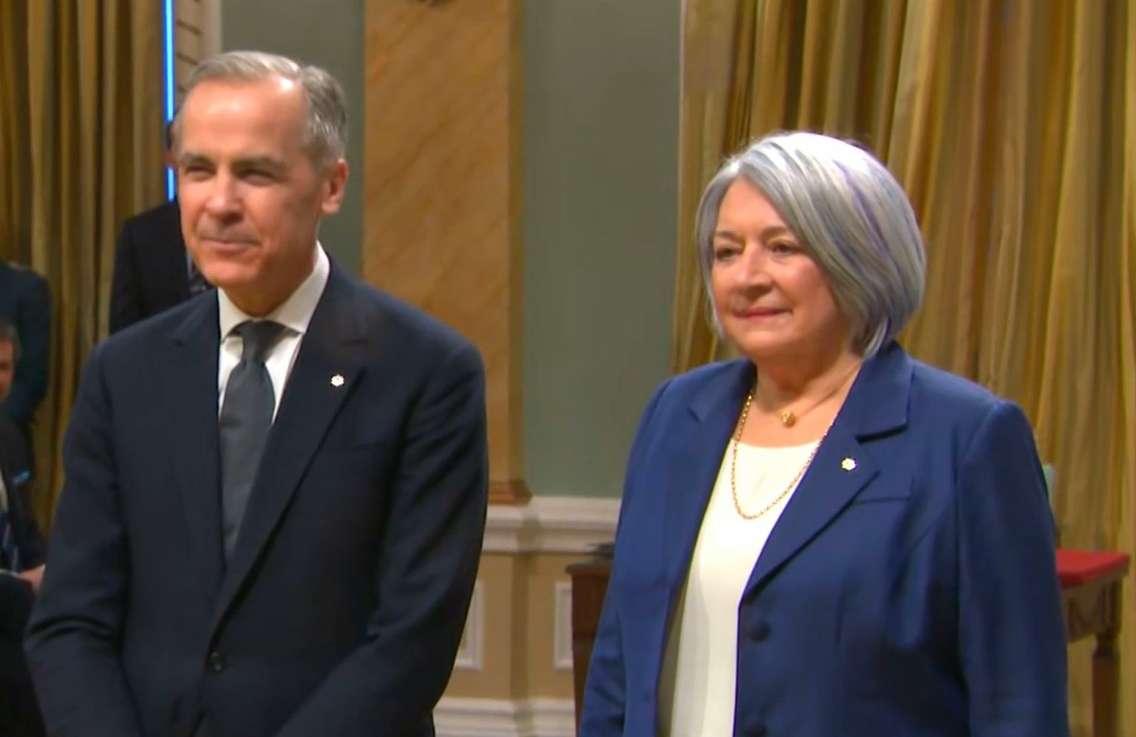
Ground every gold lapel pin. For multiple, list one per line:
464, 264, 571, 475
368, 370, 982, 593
841, 457, 857, 471
330, 374, 345, 388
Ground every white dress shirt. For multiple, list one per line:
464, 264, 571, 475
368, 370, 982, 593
217, 244, 330, 420
659, 439, 819, 737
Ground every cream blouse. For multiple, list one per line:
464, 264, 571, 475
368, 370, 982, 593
658, 439, 819, 737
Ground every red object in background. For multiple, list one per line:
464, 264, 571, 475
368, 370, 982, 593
1057, 549, 1131, 588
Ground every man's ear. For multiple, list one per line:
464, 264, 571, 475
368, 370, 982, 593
321, 159, 349, 215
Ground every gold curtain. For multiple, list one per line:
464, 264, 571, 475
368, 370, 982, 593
0, 1, 166, 525
677, 1, 1135, 735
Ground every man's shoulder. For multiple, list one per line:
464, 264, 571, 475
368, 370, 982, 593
99, 291, 212, 356
0, 261, 48, 293
331, 270, 478, 360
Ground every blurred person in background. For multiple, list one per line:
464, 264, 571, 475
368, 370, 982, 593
0, 317, 46, 737
110, 122, 211, 333
0, 261, 49, 451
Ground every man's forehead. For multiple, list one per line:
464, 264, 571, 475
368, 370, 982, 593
183, 76, 302, 116
179, 78, 307, 148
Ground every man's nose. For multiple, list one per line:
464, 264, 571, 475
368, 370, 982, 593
203, 174, 241, 217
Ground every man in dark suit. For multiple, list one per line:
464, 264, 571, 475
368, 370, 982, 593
0, 318, 46, 737
0, 262, 50, 438
110, 197, 210, 333
27, 51, 488, 737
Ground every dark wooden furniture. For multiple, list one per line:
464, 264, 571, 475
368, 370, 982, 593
568, 549, 1131, 737
566, 556, 613, 733
1057, 549, 1130, 737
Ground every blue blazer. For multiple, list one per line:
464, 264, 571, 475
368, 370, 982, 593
581, 343, 1068, 737
27, 265, 488, 737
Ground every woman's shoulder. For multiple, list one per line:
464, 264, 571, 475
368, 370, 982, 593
903, 357, 1029, 440
908, 358, 1002, 412
665, 358, 751, 396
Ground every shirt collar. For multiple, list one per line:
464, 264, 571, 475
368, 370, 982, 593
217, 243, 330, 340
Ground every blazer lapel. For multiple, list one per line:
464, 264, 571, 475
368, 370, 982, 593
744, 343, 913, 594
661, 361, 753, 596
211, 269, 368, 629
168, 298, 224, 602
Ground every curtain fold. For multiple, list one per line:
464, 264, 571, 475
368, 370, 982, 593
678, 2, 1135, 734
0, 1, 165, 527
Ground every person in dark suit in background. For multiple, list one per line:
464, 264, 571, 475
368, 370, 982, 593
110, 199, 211, 333
27, 51, 488, 737
0, 262, 50, 440
581, 132, 1066, 737
110, 125, 210, 334
0, 318, 46, 737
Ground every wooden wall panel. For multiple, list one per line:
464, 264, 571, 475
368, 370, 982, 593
364, 0, 526, 501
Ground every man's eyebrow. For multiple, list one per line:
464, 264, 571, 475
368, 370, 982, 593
233, 156, 287, 173
177, 152, 212, 168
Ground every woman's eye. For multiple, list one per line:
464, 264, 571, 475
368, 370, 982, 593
713, 246, 739, 261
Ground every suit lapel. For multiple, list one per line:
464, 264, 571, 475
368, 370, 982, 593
168, 298, 224, 602
661, 361, 753, 597
211, 269, 368, 629
743, 343, 913, 595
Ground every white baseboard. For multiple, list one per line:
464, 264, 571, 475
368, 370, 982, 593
434, 697, 575, 737
484, 495, 620, 554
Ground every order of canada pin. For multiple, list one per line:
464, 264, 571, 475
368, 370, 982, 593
841, 457, 856, 471
330, 374, 345, 388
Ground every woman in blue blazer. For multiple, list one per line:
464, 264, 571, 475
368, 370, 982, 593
581, 132, 1068, 737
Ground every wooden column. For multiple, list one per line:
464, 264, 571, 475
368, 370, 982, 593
364, 0, 527, 504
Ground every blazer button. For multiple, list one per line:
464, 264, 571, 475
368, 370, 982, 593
748, 620, 770, 641
207, 651, 226, 673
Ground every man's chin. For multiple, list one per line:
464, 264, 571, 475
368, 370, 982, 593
198, 266, 255, 293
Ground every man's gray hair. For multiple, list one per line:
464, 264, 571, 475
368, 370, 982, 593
695, 131, 926, 358
173, 50, 347, 166
0, 317, 20, 362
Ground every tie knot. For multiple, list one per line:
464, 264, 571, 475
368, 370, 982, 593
234, 320, 285, 363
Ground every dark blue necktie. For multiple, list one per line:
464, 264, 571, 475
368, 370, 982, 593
219, 320, 285, 561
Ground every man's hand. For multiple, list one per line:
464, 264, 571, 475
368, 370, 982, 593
18, 564, 44, 593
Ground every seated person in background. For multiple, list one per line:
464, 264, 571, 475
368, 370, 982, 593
110, 124, 210, 334
0, 317, 46, 737
581, 131, 1067, 737
0, 261, 50, 443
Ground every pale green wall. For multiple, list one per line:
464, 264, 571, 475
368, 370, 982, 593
221, 0, 364, 275
522, 1, 680, 497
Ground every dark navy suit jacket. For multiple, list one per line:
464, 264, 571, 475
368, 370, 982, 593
27, 265, 488, 737
0, 262, 50, 430
109, 200, 192, 334
581, 343, 1068, 737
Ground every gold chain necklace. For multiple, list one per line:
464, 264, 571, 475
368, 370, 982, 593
730, 386, 830, 520
772, 363, 861, 427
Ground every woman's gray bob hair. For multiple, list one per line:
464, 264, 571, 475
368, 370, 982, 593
695, 131, 926, 358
